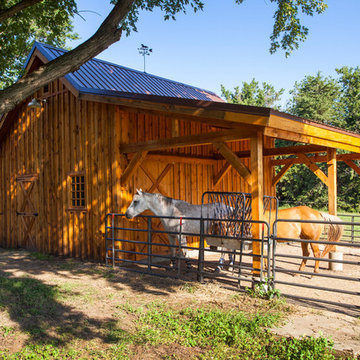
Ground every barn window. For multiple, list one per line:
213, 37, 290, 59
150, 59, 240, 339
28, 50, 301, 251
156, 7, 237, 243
43, 84, 49, 94
70, 173, 86, 209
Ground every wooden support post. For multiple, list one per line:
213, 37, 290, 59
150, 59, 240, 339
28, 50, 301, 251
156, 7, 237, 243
327, 148, 337, 216
250, 132, 264, 277
327, 148, 340, 267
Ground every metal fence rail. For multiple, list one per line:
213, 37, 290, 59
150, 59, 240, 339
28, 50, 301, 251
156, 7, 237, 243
104, 210, 360, 313
105, 213, 270, 289
272, 218, 360, 311
338, 213, 360, 243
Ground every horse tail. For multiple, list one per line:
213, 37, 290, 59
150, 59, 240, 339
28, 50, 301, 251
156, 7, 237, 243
320, 213, 344, 257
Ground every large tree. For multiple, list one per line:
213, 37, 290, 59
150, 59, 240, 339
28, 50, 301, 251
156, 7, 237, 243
277, 71, 360, 212
0, 0, 328, 114
336, 66, 360, 132
286, 72, 341, 126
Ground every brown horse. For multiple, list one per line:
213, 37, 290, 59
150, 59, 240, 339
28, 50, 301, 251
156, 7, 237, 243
274, 206, 343, 273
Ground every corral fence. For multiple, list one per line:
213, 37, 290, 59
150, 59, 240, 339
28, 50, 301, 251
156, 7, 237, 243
272, 218, 360, 313
338, 213, 360, 243
105, 213, 271, 289
105, 193, 360, 313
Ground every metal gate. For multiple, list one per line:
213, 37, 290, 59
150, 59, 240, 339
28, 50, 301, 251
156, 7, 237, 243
105, 192, 274, 289
272, 217, 360, 314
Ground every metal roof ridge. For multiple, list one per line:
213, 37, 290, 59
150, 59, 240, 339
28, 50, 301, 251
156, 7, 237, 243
32, 42, 220, 97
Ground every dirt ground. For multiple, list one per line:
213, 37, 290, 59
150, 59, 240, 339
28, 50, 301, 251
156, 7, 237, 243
0, 248, 359, 358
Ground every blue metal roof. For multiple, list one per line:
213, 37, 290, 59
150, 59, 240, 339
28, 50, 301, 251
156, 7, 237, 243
26, 42, 224, 102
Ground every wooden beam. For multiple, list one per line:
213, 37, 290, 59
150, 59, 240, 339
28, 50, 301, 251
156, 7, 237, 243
212, 144, 327, 160
272, 163, 293, 187
79, 93, 269, 128
250, 132, 264, 275
272, 152, 360, 166
120, 151, 148, 185
265, 127, 360, 154
213, 142, 251, 185
120, 128, 256, 153
213, 162, 231, 187
297, 153, 328, 186
344, 159, 360, 176
129, 152, 218, 165
269, 114, 360, 150
327, 148, 337, 215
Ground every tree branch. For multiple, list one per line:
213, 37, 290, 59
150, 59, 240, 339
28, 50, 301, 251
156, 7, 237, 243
0, 0, 135, 114
0, 0, 44, 23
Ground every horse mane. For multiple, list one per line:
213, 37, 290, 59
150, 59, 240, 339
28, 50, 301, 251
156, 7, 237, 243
154, 193, 174, 206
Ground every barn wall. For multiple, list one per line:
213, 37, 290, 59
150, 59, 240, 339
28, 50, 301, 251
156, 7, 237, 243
0, 80, 118, 261
0, 80, 275, 261
123, 111, 274, 203
119, 110, 275, 253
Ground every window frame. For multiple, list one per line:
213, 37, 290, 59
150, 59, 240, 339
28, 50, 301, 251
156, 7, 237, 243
67, 171, 87, 212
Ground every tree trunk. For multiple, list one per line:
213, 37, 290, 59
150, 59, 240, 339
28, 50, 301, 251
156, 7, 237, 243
0, 0, 135, 114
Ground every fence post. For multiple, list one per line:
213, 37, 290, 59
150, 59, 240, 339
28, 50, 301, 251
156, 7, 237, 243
272, 220, 277, 289
147, 217, 152, 273
112, 214, 115, 268
198, 216, 205, 283
178, 217, 183, 278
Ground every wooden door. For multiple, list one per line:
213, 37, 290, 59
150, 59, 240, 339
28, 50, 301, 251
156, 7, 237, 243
16, 174, 38, 249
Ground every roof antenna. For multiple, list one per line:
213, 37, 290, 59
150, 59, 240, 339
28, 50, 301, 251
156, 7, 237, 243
138, 44, 152, 73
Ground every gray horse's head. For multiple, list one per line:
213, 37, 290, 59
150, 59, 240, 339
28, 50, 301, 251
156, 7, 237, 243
125, 189, 149, 219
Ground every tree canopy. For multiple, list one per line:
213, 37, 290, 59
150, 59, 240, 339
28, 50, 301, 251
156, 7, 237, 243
286, 72, 341, 126
221, 79, 284, 109
222, 71, 360, 212
281, 70, 360, 211
0, 0, 78, 88
0, 0, 328, 114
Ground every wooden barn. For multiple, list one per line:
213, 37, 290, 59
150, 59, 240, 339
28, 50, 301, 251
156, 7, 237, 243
1, 42, 360, 265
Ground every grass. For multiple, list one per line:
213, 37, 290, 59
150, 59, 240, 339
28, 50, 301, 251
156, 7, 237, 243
118, 302, 337, 359
0, 252, 355, 360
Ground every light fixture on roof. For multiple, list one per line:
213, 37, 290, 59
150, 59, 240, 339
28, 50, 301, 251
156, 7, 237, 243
27, 98, 46, 109
138, 44, 152, 73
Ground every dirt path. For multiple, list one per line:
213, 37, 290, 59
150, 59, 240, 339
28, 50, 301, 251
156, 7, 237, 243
0, 248, 359, 357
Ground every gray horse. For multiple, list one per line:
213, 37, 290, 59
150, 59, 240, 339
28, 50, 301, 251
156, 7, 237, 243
125, 190, 248, 270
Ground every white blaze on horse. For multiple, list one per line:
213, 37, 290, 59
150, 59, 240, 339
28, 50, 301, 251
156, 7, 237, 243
124, 190, 243, 269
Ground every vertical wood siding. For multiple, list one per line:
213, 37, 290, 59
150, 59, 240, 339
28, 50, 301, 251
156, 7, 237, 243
0, 80, 275, 260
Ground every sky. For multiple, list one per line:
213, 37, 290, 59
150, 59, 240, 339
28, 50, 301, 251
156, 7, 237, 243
66, 0, 360, 108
